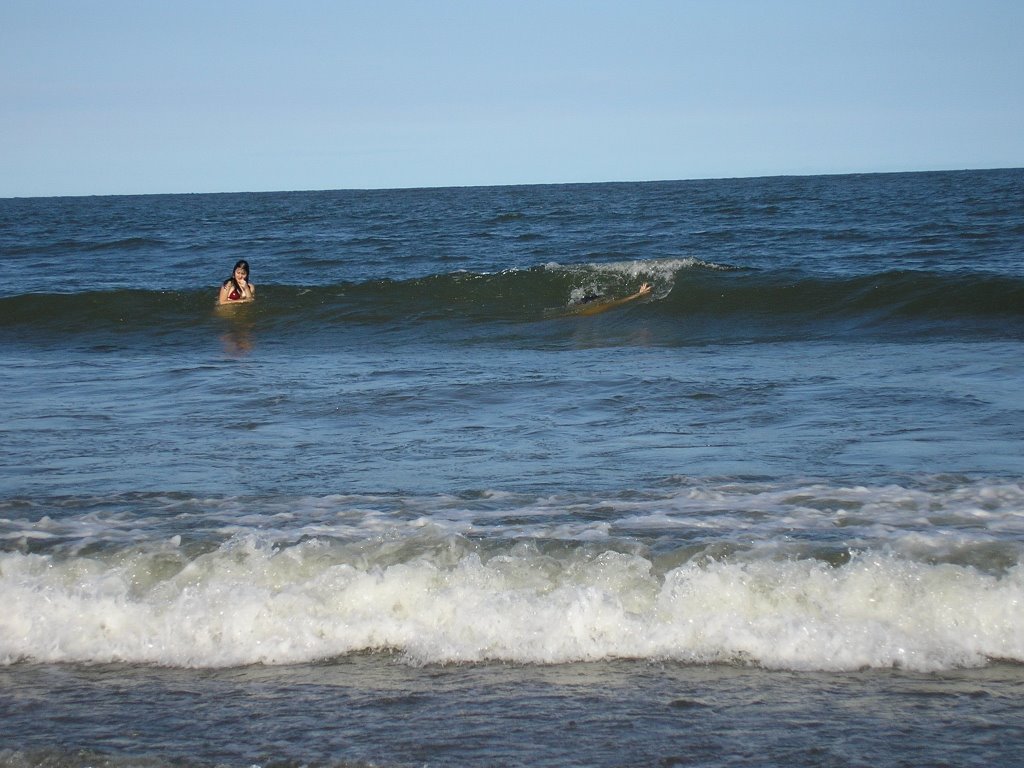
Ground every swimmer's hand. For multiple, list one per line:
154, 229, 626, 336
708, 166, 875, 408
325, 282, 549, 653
637, 282, 652, 296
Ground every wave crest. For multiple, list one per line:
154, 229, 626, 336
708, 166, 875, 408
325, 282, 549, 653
2, 533, 1021, 671
1, 260, 1021, 344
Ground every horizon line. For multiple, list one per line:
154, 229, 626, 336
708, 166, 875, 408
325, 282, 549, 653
3, 165, 1021, 202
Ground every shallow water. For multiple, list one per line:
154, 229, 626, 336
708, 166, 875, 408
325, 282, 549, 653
3, 659, 1023, 767
1, 169, 1023, 765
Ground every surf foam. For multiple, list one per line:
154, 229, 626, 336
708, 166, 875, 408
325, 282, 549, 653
2, 535, 1020, 671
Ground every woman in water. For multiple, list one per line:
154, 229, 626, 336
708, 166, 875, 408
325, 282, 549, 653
218, 260, 256, 305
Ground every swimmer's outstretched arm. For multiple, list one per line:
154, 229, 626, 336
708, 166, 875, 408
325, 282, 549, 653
574, 282, 652, 316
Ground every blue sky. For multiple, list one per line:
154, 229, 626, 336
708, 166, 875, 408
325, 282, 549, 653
2, 0, 1022, 197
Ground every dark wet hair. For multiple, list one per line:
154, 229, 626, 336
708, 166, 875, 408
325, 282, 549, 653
225, 260, 250, 292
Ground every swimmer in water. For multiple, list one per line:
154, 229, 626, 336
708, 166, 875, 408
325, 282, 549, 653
572, 282, 652, 316
218, 260, 255, 305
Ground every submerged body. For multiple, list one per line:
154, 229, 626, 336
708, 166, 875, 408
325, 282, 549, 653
571, 281, 652, 315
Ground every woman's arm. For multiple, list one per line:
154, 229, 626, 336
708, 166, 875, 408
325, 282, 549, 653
217, 281, 234, 305
218, 280, 256, 305
573, 283, 651, 316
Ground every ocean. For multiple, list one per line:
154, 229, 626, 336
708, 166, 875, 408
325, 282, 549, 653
1, 168, 1022, 766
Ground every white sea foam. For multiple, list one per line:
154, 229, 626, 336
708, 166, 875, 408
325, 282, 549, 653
3, 481, 1021, 552
3, 481, 1020, 670
545, 257, 721, 304
545, 257, 728, 276
2, 531, 1021, 671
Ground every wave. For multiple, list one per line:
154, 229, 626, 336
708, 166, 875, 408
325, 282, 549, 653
1, 532, 1020, 671
1, 259, 1021, 344
2, 480, 1022, 672
3, 236, 169, 257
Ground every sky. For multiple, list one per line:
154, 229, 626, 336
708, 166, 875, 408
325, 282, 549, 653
2, 0, 1022, 197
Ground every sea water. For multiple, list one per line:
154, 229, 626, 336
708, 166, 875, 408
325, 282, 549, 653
1, 169, 1023, 766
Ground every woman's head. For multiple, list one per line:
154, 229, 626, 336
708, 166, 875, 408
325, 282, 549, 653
232, 260, 250, 280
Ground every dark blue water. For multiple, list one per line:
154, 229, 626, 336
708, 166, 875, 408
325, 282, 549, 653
1, 169, 1023, 767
